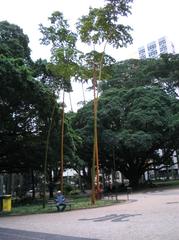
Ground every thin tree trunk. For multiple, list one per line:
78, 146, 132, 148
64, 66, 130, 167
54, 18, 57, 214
112, 147, 118, 201
31, 169, 35, 199
60, 91, 65, 192
91, 43, 108, 204
49, 170, 54, 198
91, 64, 97, 204
43, 102, 56, 208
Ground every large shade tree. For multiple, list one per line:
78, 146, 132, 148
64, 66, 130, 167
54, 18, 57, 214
0, 56, 59, 172
99, 58, 156, 91
74, 87, 179, 187
0, 21, 61, 200
0, 21, 31, 63
99, 54, 179, 96
98, 87, 179, 187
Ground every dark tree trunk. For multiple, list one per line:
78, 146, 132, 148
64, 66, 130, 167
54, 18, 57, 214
31, 169, 35, 199
128, 177, 140, 188
48, 171, 54, 198
123, 169, 142, 189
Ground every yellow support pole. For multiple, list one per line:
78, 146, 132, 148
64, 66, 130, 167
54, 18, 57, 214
60, 91, 65, 193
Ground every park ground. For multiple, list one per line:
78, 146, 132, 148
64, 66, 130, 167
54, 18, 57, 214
1, 186, 179, 239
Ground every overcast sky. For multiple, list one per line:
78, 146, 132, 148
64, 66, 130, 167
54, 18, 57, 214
1, 0, 179, 60
1, 0, 179, 110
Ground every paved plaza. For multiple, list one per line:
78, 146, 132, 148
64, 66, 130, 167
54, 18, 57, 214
0, 187, 179, 240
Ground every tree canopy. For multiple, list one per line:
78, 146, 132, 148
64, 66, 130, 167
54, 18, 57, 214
0, 21, 31, 63
99, 54, 179, 95
76, 0, 133, 47
0, 21, 59, 174
3, 3, 179, 193
73, 86, 179, 186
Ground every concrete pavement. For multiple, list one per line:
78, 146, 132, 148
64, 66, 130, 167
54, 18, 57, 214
1, 187, 179, 240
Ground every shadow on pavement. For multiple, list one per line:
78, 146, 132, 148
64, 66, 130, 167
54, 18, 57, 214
79, 213, 142, 222
0, 227, 98, 240
166, 201, 179, 204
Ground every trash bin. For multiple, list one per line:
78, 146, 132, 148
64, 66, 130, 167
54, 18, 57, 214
2, 195, 12, 212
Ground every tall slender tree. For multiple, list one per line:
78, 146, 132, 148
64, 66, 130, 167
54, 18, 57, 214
76, 0, 133, 204
39, 11, 81, 196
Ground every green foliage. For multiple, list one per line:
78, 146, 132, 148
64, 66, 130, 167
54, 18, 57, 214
76, 0, 133, 47
40, 11, 77, 50
149, 54, 179, 95
99, 58, 155, 91
100, 54, 179, 96
0, 21, 61, 174
73, 86, 179, 187
63, 182, 74, 194
98, 87, 179, 186
39, 11, 81, 92
0, 55, 59, 173
80, 50, 116, 83
0, 21, 31, 63
62, 112, 84, 171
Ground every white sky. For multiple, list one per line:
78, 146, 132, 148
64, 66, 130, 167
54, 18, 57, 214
1, 0, 179, 111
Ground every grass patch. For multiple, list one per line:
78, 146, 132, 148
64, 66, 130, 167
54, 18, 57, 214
153, 179, 179, 187
0, 197, 124, 217
138, 179, 179, 192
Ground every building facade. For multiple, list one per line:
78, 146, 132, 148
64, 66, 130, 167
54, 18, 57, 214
138, 36, 175, 59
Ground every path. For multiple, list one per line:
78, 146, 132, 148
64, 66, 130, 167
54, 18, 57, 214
0, 187, 179, 240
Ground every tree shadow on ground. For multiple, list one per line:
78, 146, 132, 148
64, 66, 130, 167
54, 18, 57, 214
79, 213, 142, 222
166, 201, 179, 204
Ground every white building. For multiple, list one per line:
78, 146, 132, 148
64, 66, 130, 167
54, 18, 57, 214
138, 36, 175, 59
144, 150, 179, 181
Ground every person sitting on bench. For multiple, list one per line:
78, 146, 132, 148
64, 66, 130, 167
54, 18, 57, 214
55, 190, 66, 212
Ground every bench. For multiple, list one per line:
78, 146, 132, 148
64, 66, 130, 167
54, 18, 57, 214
47, 199, 73, 211
126, 187, 132, 194
106, 193, 118, 200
